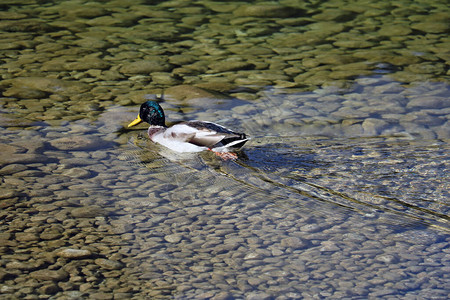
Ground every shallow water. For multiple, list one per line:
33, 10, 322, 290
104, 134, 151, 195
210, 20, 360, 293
1, 0, 450, 299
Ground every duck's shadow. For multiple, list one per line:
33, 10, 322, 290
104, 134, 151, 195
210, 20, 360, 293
122, 133, 320, 195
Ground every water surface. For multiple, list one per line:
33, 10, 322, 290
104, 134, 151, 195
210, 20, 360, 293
0, 0, 449, 299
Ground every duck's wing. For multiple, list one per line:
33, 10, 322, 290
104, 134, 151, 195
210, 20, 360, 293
183, 121, 248, 149
163, 123, 224, 148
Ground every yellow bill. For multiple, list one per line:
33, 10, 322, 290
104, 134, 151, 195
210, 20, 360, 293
128, 114, 143, 127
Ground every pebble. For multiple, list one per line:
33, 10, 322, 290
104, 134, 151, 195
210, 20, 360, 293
164, 84, 227, 101
378, 24, 412, 36
56, 248, 93, 259
406, 96, 449, 109
119, 59, 172, 75
164, 234, 182, 243
30, 269, 69, 281
0, 143, 51, 165
0, 164, 28, 175
320, 241, 341, 252
50, 136, 110, 151
61, 167, 92, 178
1, 77, 89, 96
94, 258, 124, 270
71, 206, 106, 218
280, 237, 308, 249
246, 292, 272, 300
209, 61, 255, 72
233, 4, 299, 18
361, 118, 389, 135
15, 232, 39, 242
411, 22, 449, 33
39, 283, 60, 295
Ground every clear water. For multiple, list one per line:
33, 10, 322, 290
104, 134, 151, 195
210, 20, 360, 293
0, 0, 449, 299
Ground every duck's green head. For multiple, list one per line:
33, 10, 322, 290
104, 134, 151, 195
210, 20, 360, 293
128, 101, 166, 127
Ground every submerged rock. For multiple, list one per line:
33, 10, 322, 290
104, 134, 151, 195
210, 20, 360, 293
406, 96, 449, 109
30, 269, 69, 281
209, 61, 255, 72
49, 136, 110, 151
0, 142, 51, 166
164, 85, 228, 101
120, 60, 172, 75
71, 205, 106, 218
3, 86, 48, 99
1, 77, 90, 97
94, 258, 124, 270
233, 4, 300, 18
0, 19, 55, 32
411, 22, 449, 33
56, 248, 93, 259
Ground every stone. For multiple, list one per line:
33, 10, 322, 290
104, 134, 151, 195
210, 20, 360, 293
95, 258, 124, 270
312, 9, 354, 22
56, 248, 93, 259
3, 86, 48, 99
378, 24, 412, 36
1, 77, 90, 96
85, 15, 137, 27
376, 254, 398, 264
0, 11, 28, 19
150, 72, 181, 85
0, 19, 55, 32
246, 292, 272, 300
411, 22, 449, 33
64, 57, 111, 71
181, 16, 207, 26
234, 5, 300, 18
203, 3, 238, 13
30, 269, 69, 281
168, 54, 198, 65
0, 164, 27, 175
39, 284, 60, 295
6, 261, 37, 270
362, 118, 389, 135
244, 252, 263, 260
309, 21, 345, 33
407, 96, 449, 109
50, 136, 110, 151
195, 82, 238, 93
320, 241, 340, 252
41, 58, 68, 71
280, 237, 308, 249
209, 61, 255, 72
71, 206, 106, 218
120, 60, 172, 75
61, 167, 92, 178
212, 291, 234, 300
40, 231, 62, 240
55, 189, 87, 198
164, 234, 182, 243
164, 85, 227, 101
90, 292, 113, 300
15, 232, 39, 242
407, 63, 446, 75
333, 40, 374, 48
66, 6, 108, 18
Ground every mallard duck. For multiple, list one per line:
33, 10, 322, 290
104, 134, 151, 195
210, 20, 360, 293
128, 101, 248, 159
